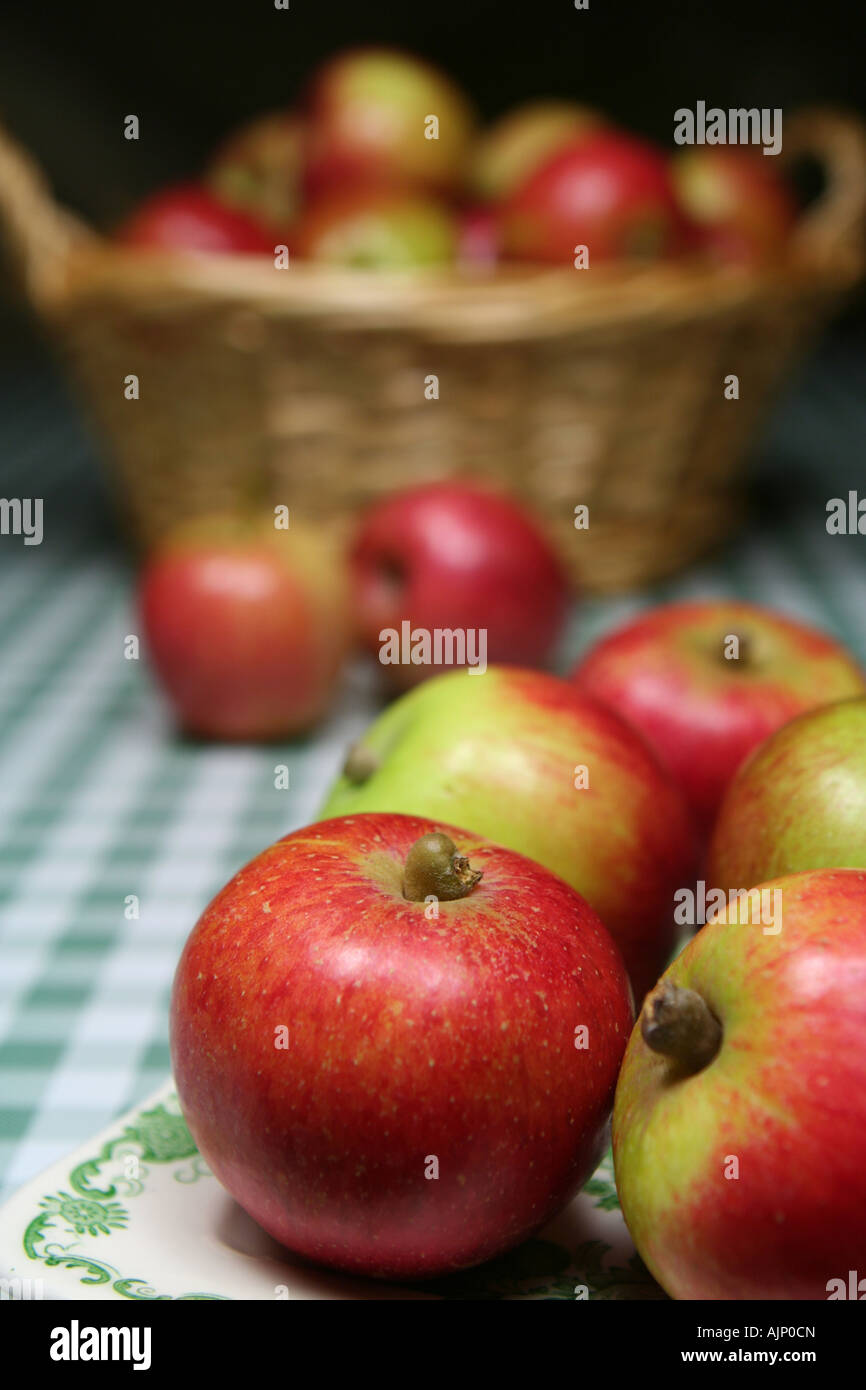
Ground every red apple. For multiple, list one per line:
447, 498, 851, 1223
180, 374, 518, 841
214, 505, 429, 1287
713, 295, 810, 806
500, 130, 684, 264
320, 666, 697, 1002
570, 600, 866, 835
350, 481, 570, 687
471, 99, 604, 202
139, 515, 350, 740
207, 111, 304, 228
613, 867, 866, 1300
303, 47, 476, 198
170, 811, 634, 1279
116, 183, 275, 255
708, 697, 866, 890
293, 188, 458, 268
672, 147, 798, 265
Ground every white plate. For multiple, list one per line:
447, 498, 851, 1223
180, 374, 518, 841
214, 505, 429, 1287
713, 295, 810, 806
0, 1079, 664, 1301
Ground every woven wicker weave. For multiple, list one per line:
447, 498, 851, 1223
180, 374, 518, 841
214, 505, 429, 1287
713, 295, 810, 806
1, 108, 865, 591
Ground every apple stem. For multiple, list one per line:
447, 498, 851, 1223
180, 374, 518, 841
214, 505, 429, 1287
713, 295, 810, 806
403, 832, 483, 903
342, 741, 380, 785
640, 980, 722, 1074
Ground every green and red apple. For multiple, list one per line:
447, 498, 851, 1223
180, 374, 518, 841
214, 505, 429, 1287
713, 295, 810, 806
470, 99, 603, 202
139, 514, 349, 740
207, 111, 305, 228
709, 697, 866, 889
571, 600, 866, 834
170, 812, 633, 1278
320, 666, 695, 1001
302, 47, 476, 198
613, 867, 866, 1299
672, 146, 798, 265
293, 187, 457, 268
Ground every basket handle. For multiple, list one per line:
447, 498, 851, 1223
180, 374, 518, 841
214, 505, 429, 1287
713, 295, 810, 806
0, 118, 96, 310
782, 107, 866, 274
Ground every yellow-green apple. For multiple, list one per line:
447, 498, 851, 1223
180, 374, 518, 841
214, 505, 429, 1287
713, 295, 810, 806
320, 667, 695, 1000
470, 99, 604, 202
170, 811, 633, 1278
613, 867, 866, 1300
570, 601, 866, 835
207, 111, 304, 228
672, 147, 797, 265
293, 187, 457, 268
500, 130, 684, 264
117, 184, 275, 254
139, 515, 349, 740
709, 697, 866, 890
350, 481, 570, 689
302, 47, 476, 198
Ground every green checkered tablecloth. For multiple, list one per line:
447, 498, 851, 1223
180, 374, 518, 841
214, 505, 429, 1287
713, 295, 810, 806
0, 336, 865, 1207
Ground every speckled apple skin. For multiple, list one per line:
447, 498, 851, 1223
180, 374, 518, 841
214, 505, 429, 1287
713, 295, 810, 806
613, 868, 866, 1300
322, 667, 696, 1004
170, 812, 633, 1280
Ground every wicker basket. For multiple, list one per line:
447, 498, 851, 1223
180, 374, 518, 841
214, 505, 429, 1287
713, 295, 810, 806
2, 109, 865, 592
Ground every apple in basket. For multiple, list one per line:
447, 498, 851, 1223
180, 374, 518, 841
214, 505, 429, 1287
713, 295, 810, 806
207, 111, 305, 228
570, 600, 866, 835
320, 666, 696, 1002
708, 697, 866, 891
500, 129, 685, 264
116, 184, 276, 255
139, 515, 350, 740
671, 147, 798, 264
302, 47, 476, 198
613, 867, 866, 1299
170, 812, 633, 1278
470, 99, 604, 202
350, 480, 570, 688
293, 187, 458, 268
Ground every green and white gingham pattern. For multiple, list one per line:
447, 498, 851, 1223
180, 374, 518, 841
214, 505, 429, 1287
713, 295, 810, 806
1, 348, 865, 1205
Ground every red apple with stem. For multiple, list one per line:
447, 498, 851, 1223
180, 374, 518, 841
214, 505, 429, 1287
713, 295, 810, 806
293, 188, 458, 268
709, 697, 866, 891
320, 666, 696, 1002
139, 515, 350, 740
613, 867, 866, 1300
350, 481, 570, 688
672, 147, 798, 265
470, 99, 604, 202
570, 600, 866, 836
500, 130, 685, 264
170, 811, 633, 1279
116, 184, 275, 255
207, 111, 305, 228
302, 47, 476, 198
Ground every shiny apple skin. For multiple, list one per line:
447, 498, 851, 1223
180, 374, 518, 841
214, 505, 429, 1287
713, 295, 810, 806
139, 516, 349, 740
500, 130, 684, 264
321, 667, 697, 1003
170, 811, 633, 1280
613, 868, 866, 1300
117, 184, 275, 254
350, 481, 570, 685
709, 697, 866, 890
571, 601, 866, 835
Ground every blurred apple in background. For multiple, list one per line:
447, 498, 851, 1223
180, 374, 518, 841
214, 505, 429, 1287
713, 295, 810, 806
207, 112, 305, 228
350, 481, 570, 686
321, 666, 696, 1001
613, 868, 866, 1299
672, 147, 798, 264
294, 188, 458, 268
456, 203, 500, 268
171, 811, 633, 1278
302, 47, 476, 198
709, 697, 866, 890
140, 516, 350, 740
570, 601, 866, 835
116, 184, 276, 255
471, 99, 603, 202
500, 130, 684, 264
